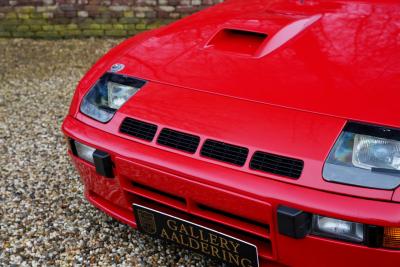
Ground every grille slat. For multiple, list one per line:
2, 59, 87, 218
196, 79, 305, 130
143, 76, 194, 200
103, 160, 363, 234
201, 139, 248, 166
251, 158, 303, 170
120, 118, 158, 141
157, 128, 200, 153
250, 151, 304, 179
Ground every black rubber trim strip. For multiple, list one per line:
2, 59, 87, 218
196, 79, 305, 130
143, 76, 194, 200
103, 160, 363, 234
344, 122, 400, 141
69, 138, 78, 156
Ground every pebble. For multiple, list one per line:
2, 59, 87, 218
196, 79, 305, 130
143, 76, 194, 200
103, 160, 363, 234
0, 38, 221, 266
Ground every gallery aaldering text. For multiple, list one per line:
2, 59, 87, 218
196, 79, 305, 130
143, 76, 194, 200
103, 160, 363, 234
160, 219, 254, 267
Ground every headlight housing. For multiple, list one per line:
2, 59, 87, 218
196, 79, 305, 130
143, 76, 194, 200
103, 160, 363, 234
323, 122, 400, 190
311, 215, 364, 243
80, 73, 146, 123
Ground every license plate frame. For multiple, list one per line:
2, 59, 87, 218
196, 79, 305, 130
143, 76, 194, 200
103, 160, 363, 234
133, 204, 259, 267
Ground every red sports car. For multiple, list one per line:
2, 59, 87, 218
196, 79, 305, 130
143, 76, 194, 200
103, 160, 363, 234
62, 0, 400, 266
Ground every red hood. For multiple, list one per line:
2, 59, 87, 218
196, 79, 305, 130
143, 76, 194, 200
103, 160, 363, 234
116, 0, 400, 128
70, 0, 400, 201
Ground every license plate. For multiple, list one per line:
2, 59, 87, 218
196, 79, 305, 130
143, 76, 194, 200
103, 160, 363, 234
133, 204, 259, 267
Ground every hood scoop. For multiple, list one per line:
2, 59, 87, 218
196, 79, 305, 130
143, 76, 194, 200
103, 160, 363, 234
206, 28, 268, 57
205, 14, 321, 58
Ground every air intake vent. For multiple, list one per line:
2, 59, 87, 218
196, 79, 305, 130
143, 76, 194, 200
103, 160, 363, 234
120, 117, 158, 141
157, 128, 200, 153
250, 151, 304, 179
207, 29, 268, 57
201, 140, 248, 166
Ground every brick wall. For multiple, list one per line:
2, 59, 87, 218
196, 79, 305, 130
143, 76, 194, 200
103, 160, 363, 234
0, 0, 223, 38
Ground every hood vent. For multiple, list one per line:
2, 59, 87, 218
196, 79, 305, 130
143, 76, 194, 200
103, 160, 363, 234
250, 151, 304, 179
206, 28, 268, 57
206, 15, 321, 58
120, 118, 158, 141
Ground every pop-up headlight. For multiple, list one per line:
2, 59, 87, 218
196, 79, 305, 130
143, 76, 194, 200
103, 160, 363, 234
80, 73, 146, 123
323, 122, 400, 190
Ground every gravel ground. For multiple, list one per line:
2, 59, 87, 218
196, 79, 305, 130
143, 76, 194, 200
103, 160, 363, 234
0, 38, 220, 267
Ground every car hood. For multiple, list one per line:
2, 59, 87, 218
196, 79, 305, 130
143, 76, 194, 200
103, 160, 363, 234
71, 0, 400, 201
118, 0, 400, 128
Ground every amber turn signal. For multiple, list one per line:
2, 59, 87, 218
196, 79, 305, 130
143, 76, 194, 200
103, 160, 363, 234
383, 227, 400, 249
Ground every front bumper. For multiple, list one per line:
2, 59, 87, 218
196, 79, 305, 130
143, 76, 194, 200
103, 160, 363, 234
62, 115, 400, 266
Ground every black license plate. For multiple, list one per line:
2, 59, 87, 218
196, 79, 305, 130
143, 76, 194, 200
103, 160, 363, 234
133, 204, 259, 267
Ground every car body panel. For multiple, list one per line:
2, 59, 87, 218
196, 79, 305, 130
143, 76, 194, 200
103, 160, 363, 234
63, 116, 400, 266
64, 116, 400, 225
76, 81, 394, 201
392, 187, 400, 202
62, 0, 400, 265
118, 0, 400, 128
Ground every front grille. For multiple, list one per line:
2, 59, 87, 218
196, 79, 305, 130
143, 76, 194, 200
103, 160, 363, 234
121, 179, 273, 262
201, 139, 248, 166
157, 128, 200, 153
119, 118, 305, 180
250, 151, 304, 179
120, 118, 158, 141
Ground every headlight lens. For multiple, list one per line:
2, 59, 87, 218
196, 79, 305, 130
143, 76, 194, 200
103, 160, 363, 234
323, 123, 400, 189
74, 141, 96, 164
352, 134, 400, 171
107, 82, 140, 109
311, 215, 364, 243
80, 73, 146, 123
